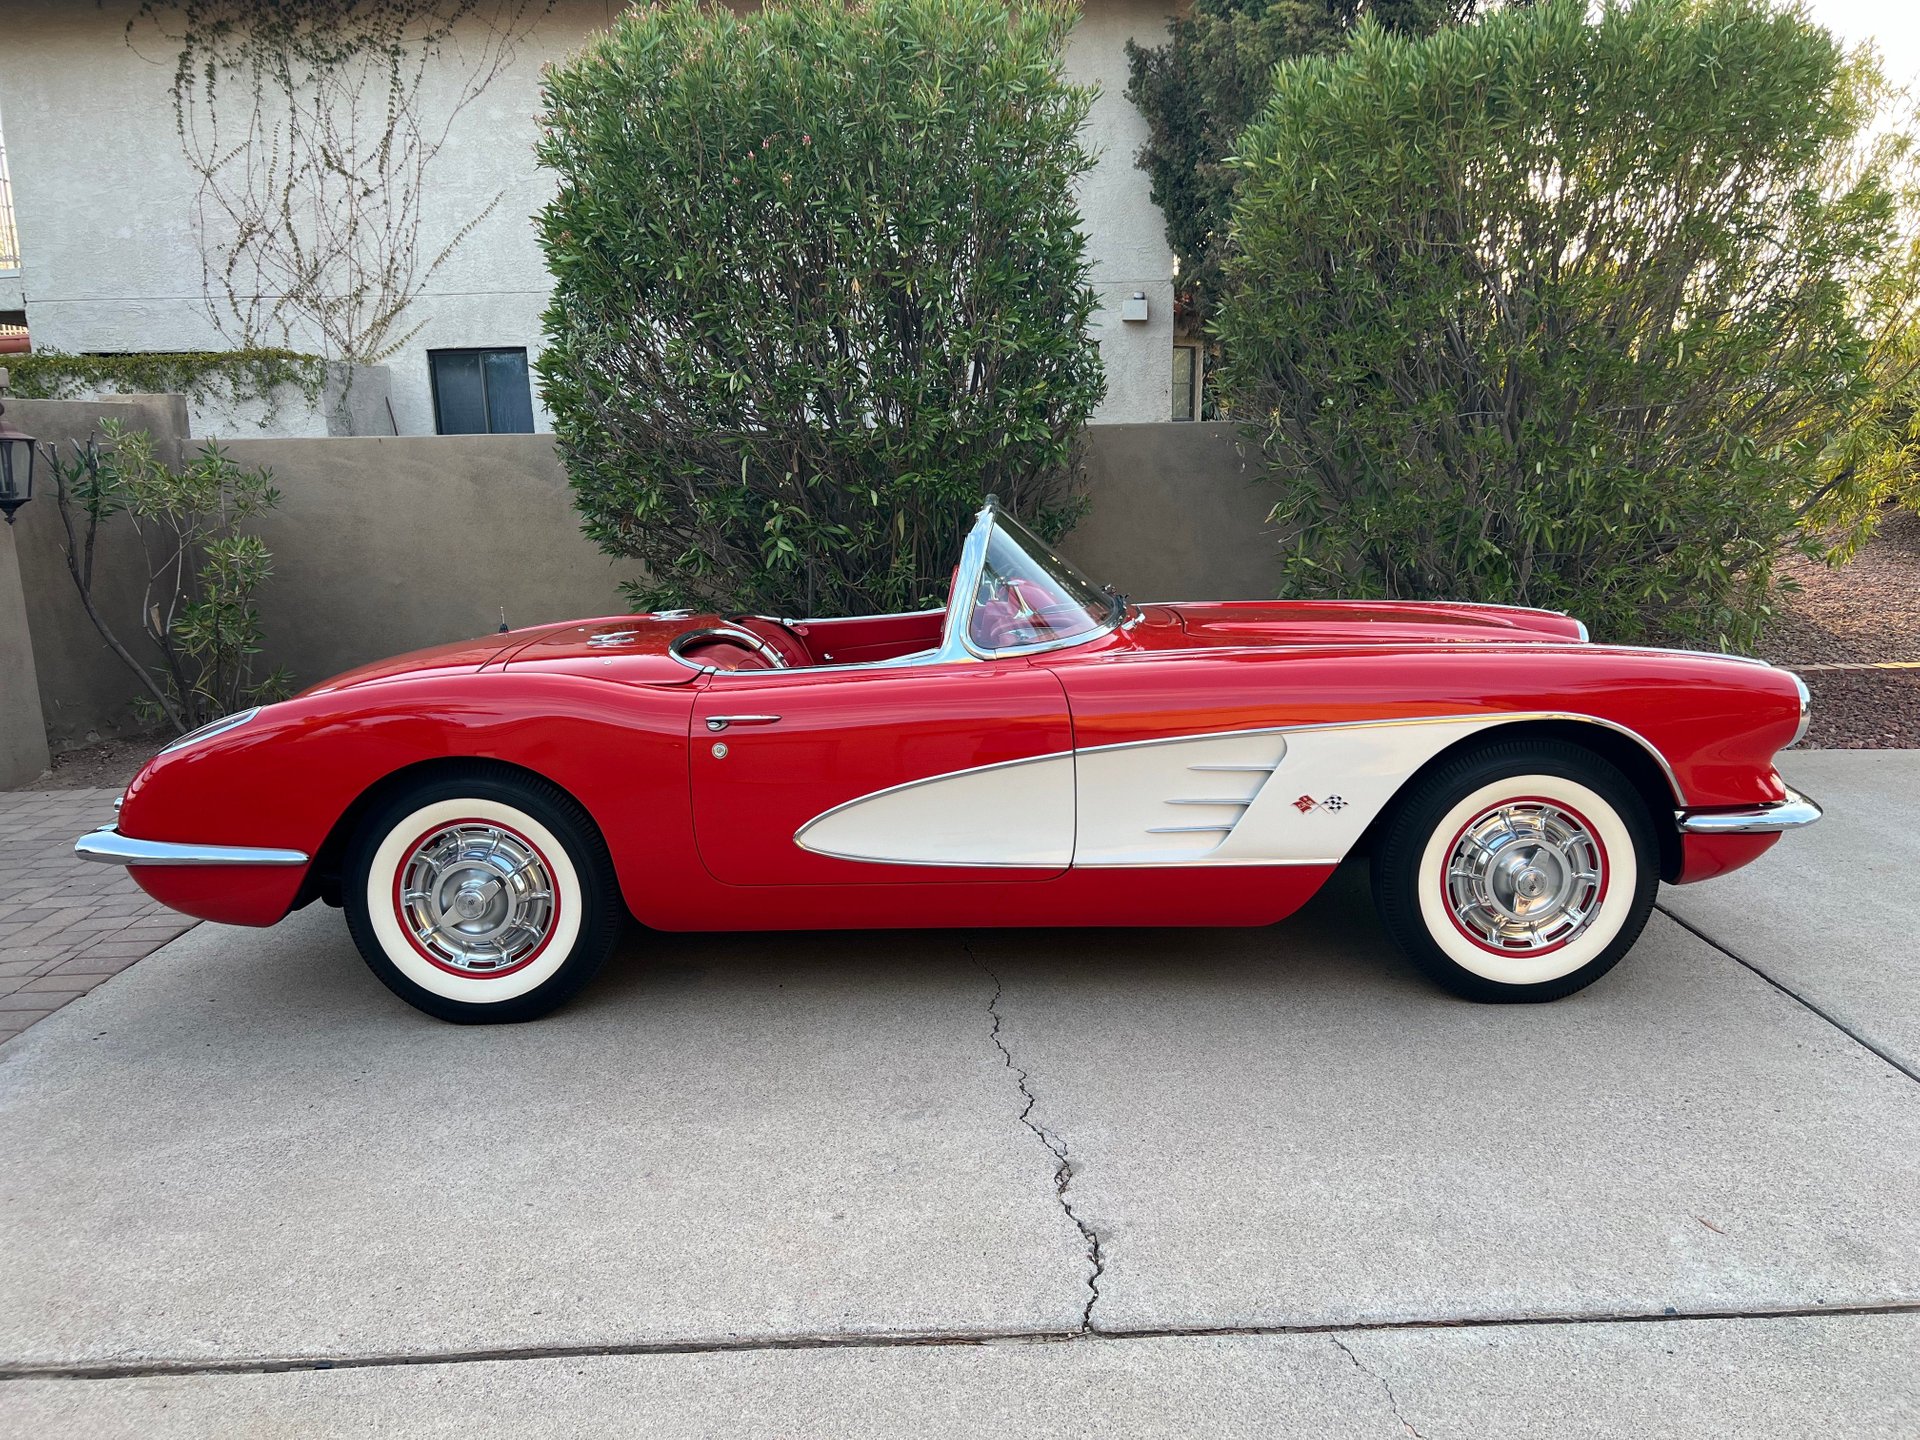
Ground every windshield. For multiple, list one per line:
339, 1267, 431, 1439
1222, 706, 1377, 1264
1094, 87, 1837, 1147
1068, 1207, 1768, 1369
965, 511, 1117, 653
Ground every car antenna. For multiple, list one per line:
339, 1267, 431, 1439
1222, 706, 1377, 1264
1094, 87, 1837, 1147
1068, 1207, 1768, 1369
498, 608, 510, 634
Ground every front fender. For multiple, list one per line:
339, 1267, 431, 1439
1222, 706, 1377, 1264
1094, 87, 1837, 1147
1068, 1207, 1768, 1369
116, 672, 700, 925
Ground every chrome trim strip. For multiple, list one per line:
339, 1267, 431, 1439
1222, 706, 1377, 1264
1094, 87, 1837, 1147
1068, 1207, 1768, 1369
1073, 856, 1344, 870
1602, 644, 1772, 667
706, 714, 782, 732
74, 824, 310, 868
1065, 712, 1683, 804
783, 606, 947, 626
789, 709, 1692, 865
669, 625, 793, 674
1145, 823, 1237, 834
1677, 788, 1821, 835
159, 706, 260, 755
1787, 671, 1811, 748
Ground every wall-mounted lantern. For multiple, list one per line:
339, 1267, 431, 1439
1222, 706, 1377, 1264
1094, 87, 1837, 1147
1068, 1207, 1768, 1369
0, 366, 33, 526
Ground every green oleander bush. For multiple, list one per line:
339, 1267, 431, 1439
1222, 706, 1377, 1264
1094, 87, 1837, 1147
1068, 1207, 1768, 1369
534, 0, 1104, 615
1216, 0, 1920, 647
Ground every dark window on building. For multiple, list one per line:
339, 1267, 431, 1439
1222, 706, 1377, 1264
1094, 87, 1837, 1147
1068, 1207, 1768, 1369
429, 348, 535, 434
1172, 344, 1199, 422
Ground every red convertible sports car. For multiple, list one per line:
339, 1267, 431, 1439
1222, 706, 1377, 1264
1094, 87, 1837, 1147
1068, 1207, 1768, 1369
77, 498, 1818, 1023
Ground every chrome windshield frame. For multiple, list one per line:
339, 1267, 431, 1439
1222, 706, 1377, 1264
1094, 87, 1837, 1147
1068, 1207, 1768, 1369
940, 498, 1122, 663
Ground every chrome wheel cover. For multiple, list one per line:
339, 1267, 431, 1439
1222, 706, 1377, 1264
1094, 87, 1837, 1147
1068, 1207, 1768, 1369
1444, 801, 1605, 954
396, 823, 557, 975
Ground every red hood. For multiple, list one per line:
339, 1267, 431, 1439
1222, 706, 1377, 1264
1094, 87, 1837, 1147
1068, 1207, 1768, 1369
1152, 599, 1586, 649
300, 615, 706, 696
299, 629, 538, 695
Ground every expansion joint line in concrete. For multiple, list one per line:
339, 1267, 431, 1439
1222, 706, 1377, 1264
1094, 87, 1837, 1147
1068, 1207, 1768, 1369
970, 943, 1104, 1333
5, 1303, 1918, 1384
1656, 906, 1920, 1086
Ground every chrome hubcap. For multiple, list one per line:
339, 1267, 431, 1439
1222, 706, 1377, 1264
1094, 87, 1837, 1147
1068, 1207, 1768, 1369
1445, 801, 1605, 953
397, 824, 556, 974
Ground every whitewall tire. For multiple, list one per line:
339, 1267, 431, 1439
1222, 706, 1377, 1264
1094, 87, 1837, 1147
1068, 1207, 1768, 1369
344, 767, 621, 1023
1372, 741, 1658, 1002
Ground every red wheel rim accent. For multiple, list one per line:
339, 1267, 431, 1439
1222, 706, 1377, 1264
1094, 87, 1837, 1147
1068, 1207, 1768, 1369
1438, 794, 1611, 958
390, 817, 561, 979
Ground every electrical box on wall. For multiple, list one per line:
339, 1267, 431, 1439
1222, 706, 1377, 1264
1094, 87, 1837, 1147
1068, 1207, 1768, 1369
1120, 292, 1149, 323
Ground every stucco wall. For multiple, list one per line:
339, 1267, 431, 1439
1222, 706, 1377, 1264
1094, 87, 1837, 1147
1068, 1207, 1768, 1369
0, 0, 1179, 434
0, 522, 52, 786
1066, 0, 1178, 424
0, 0, 622, 439
1062, 423, 1280, 600
9, 402, 1279, 748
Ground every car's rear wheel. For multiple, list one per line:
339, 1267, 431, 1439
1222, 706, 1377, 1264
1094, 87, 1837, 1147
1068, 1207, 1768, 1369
344, 767, 621, 1023
1371, 740, 1659, 1002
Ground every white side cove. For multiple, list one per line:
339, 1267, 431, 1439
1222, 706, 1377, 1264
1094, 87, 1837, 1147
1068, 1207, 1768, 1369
796, 753, 1077, 868
795, 716, 1511, 869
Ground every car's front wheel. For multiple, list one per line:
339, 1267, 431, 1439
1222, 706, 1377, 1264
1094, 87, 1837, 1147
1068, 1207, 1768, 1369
344, 767, 622, 1023
1371, 740, 1659, 1002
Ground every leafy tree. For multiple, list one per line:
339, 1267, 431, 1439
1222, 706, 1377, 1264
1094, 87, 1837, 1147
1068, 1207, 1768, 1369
1806, 320, 1920, 559
534, 0, 1103, 616
46, 421, 291, 733
1216, 0, 1920, 648
1125, 0, 1473, 331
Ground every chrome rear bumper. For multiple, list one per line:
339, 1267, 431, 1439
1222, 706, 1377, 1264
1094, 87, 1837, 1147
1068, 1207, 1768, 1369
74, 824, 310, 868
1677, 787, 1822, 835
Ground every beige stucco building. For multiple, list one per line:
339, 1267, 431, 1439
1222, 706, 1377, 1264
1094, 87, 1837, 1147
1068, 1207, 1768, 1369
0, 0, 1182, 437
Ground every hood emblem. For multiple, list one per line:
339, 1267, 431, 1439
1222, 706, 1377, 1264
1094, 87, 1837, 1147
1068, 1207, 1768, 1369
587, 630, 638, 648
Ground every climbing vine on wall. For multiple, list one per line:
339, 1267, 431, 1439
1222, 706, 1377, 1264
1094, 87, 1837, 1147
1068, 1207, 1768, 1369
128, 0, 555, 363
6, 349, 326, 416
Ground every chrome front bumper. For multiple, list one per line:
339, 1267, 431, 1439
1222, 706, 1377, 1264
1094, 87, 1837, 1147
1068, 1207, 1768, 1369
74, 824, 310, 868
1677, 787, 1822, 835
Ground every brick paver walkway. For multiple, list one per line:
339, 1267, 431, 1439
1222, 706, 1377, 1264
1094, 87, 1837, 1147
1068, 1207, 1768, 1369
0, 788, 198, 1047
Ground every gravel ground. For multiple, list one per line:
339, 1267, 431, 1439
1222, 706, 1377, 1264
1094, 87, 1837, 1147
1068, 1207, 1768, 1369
26, 735, 162, 793
1758, 507, 1920, 749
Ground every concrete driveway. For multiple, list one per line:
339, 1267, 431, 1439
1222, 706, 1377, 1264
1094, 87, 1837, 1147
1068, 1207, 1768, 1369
2, 752, 1916, 1436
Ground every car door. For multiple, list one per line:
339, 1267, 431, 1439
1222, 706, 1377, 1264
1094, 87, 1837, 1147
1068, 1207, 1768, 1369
688, 661, 1074, 885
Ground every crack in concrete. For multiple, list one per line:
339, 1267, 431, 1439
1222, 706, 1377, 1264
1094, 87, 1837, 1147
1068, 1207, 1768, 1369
1329, 1335, 1427, 1439
975, 949, 1104, 1332
5, 1303, 1916, 1383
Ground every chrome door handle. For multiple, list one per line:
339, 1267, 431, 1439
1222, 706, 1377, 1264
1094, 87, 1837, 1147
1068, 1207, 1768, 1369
705, 714, 782, 732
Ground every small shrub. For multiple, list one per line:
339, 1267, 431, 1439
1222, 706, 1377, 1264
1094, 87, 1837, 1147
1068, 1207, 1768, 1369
47, 421, 291, 732
1216, 0, 1920, 647
534, 0, 1104, 616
